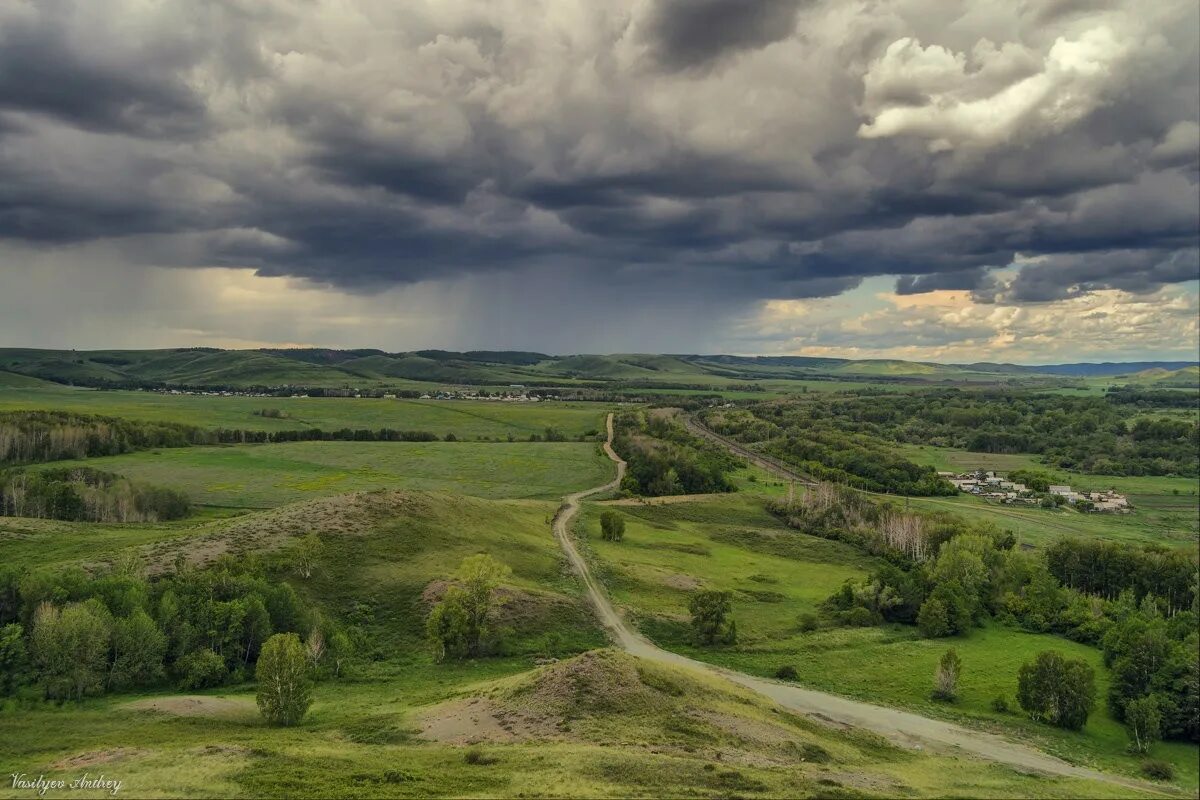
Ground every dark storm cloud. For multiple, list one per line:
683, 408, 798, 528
1004, 248, 1200, 302
640, 0, 804, 71
0, 3, 208, 138
0, 0, 1196, 311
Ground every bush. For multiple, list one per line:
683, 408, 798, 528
774, 665, 798, 681
990, 695, 1010, 714
463, 747, 498, 765
1140, 760, 1174, 781
797, 613, 820, 633
688, 590, 736, 646
599, 510, 625, 542
176, 649, 227, 690
843, 606, 876, 627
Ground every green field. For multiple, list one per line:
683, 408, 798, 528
43, 441, 612, 508
580, 495, 1200, 792
0, 386, 609, 437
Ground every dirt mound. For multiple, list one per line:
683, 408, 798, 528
145, 490, 440, 572
125, 695, 256, 719
501, 649, 681, 719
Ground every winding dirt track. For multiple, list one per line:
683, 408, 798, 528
550, 413, 1160, 795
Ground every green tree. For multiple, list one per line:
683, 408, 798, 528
689, 590, 736, 646
240, 595, 273, 665
0, 623, 28, 694
1017, 651, 1096, 730
1124, 695, 1162, 754
176, 648, 226, 690
294, 533, 324, 580
599, 510, 625, 542
109, 609, 166, 690
328, 630, 353, 678
31, 600, 112, 701
255, 633, 313, 726
917, 596, 950, 638
426, 555, 511, 661
932, 649, 961, 702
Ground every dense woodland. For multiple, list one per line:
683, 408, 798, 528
0, 467, 190, 523
0, 555, 348, 702
705, 390, 1199, 480
775, 485, 1199, 742
612, 409, 742, 496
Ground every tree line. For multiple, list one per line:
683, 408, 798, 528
0, 467, 190, 523
706, 389, 1198, 478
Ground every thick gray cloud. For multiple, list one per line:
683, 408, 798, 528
0, 0, 1197, 348
639, 0, 804, 71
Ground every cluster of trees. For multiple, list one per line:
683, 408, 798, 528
0, 411, 206, 465
815, 496, 1198, 742
1017, 651, 1096, 730
1045, 539, 1196, 614
1102, 600, 1199, 745
613, 410, 741, 496
0, 467, 189, 522
426, 555, 511, 661
709, 390, 1198, 478
768, 483, 988, 565
700, 408, 954, 496
0, 554, 354, 702
599, 510, 625, 542
1106, 387, 1199, 408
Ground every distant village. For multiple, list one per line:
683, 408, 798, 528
943, 470, 1131, 513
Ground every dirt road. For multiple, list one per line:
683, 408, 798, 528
550, 413, 1159, 794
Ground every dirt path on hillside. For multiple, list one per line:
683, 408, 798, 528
551, 413, 1162, 794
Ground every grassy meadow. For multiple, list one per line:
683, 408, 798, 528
578, 495, 1200, 792
41, 441, 612, 508
0, 386, 610, 438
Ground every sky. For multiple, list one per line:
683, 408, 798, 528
0, 0, 1197, 363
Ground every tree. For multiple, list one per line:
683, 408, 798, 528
599, 510, 625, 542
109, 609, 166, 690
1017, 651, 1096, 730
306, 626, 326, 669
240, 595, 272, 665
176, 648, 227, 690
30, 600, 112, 702
932, 649, 961, 702
0, 623, 28, 694
427, 555, 511, 661
256, 633, 313, 726
328, 630, 353, 678
293, 533, 324, 580
689, 590, 737, 646
917, 596, 950, 638
1125, 695, 1162, 754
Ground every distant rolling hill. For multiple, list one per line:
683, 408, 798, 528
0, 347, 1194, 391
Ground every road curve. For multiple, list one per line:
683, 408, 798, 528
550, 413, 1159, 794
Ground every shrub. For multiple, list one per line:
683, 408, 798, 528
797, 613, 820, 633
176, 648, 227, 690
774, 665, 798, 681
1141, 760, 1175, 781
426, 555, 511, 661
843, 606, 875, 627
255, 633, 313, 726
688, 590, 736, 646
990, 695, 1010, 714
463, 747, 498, 765
798, 743, 831, 764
